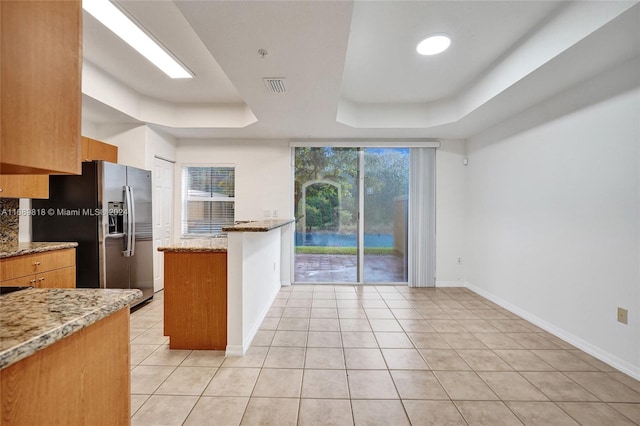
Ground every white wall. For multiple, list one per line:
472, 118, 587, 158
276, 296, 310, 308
174, 139, 292, 239
466, 86, 640, 376
435, 140, 467, 284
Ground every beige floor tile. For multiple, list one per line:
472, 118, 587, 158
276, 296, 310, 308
398, 319, 436, 332
564, 372, 640, 402
440, 332, 489, 349
531, 350, 599, 371
540, 333, 577, 350
131, 395, 198, 426
506, 333, 561, 349
282, 307, 311, 318
301, 369, 350, 399
569, 350, 617, 372
348, 370, 399, 399
277, 317, 309, 331
351, 400, 410, 425
259, 317, 280, 330
429, 319, 467, 332
391, 308, 423, 319
202, 368, 260, 397
557, 402, 637, 426
131, 344, 162, 365
131, 327, 170, 345
181, 350, 226, 367
403, 400, 467, 425
130, 315, 163, 329
488, 320, 533, 333
140, 345, 191, 366
298, 399, 354, 426
309, 318, 340, 331
131, 365, 175, 394
286, 298, 312, 308
407, 332, 451, 349
341, 331, 379, 348
344, 348, 387, 369
271, 330, 308, 347
340, 319, 373, 332
478, 371, 549, 401
472, 309, 510, 320
506, 401, 579, 425
493, 350, 555, 371
375, 332, 414, 348
385, 300, 414, 309
457, 349, 513, 371
311, 308, 339, 318
609, 403, 640, 424
240, 397, 299, 426
252, 368, 303, 398
305, 347, 346, 369
307, 331, 342, 347
221, 347, 268, 368
521, 372, 599, 401
130, 327, 148, 341
474, 332, 523, 349
312, 299, 337, 308
184, 396, 248, 425
155, 366, 217, 395
434, 371, 499, 400
420, 349, 470, 370
364, 308, 394, 319
131, 394, 150, 416
609, 372, 640, 394
359, 299, 386, 308
390, 370, 448, 399
251, 330, 276, 346
338, 308, 367, 319
382, 348, 429, 370
458, 320, 500, 332
266, 306, 284, 317
369, 319, 404, 332
264, 347, 306, 369
455, 401, 524, 426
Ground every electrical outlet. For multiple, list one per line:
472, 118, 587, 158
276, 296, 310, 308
263, 210, 271, 218
272, 209, 278, 217
617, 307, 628, 325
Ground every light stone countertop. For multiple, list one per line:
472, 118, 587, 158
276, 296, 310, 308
0, 242, 78, 259
222, 218, 294, 232
157, 238, 228, 253
0, 288, 141, 369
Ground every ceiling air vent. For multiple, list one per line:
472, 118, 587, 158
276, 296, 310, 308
263, 78, 287, 94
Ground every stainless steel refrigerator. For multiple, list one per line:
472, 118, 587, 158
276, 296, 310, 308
33, 161, 154, 306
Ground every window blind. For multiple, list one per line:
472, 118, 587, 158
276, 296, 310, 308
182, 166, 235, 237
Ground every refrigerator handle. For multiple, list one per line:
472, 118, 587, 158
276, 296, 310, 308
129, 186, 136, 257
123, 185, 134, 257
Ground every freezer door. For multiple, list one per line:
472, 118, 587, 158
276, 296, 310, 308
101, 161, 130, 290
127, 166, 154, 302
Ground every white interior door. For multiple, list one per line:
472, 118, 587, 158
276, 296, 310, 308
153, 157, 174, 292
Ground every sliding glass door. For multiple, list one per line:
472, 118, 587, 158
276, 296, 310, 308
294, 147, 409, 284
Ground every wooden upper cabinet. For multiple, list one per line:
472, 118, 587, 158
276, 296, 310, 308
81, 137, 119, 163
0, 0, 82, 175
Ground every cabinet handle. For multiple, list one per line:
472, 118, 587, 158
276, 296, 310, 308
30, 279, 37, 284
34, 261, 41, 266
39, 277, 45, 281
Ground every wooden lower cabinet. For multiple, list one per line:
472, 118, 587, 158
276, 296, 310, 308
0, 248, 76, 288
164, 251, 227, 350
0, 308, 131, 425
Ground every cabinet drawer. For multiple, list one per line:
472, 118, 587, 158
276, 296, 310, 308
0, 275, 37, 287
0, 249, 75, 281
35, 266, 75, 288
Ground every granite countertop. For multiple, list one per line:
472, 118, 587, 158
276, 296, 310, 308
222, 218, 294, 232
157, 238, 228, 253
0, 288, 141, 369
0, 242, 79, 259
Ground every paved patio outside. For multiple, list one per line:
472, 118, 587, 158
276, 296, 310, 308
294, 253, 406, 283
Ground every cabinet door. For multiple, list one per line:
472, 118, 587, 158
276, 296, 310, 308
35, 267, 76, 289
0, 275, 37, 288
0, 175, 49, 199
81, 137, 118, 163
1, 0, 81, 174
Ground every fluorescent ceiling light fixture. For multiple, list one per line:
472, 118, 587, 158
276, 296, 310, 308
416, 34, 451, 56
83, 0, 192, 79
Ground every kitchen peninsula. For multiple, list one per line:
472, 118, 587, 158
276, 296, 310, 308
158, 219, 294, 356
0, 287, 141, 425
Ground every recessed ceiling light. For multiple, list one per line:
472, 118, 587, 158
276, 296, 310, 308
83, 0, 192, 79
416, 34, 451, 56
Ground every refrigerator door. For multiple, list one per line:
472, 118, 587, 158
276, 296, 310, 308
101, 161, 130, 290
127, 166, 154, 302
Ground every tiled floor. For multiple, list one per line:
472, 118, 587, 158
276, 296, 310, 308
129, 286, 640, 425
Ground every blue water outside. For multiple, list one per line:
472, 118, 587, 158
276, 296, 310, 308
295, 232, 393, 247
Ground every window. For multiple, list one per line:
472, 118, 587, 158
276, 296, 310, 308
182, 166, 235, 237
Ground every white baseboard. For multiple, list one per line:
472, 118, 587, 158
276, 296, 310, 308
465, 281, 640, 380
240, 283, 281, 354
281, 280, 291, 287
225, 345, 245, 357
